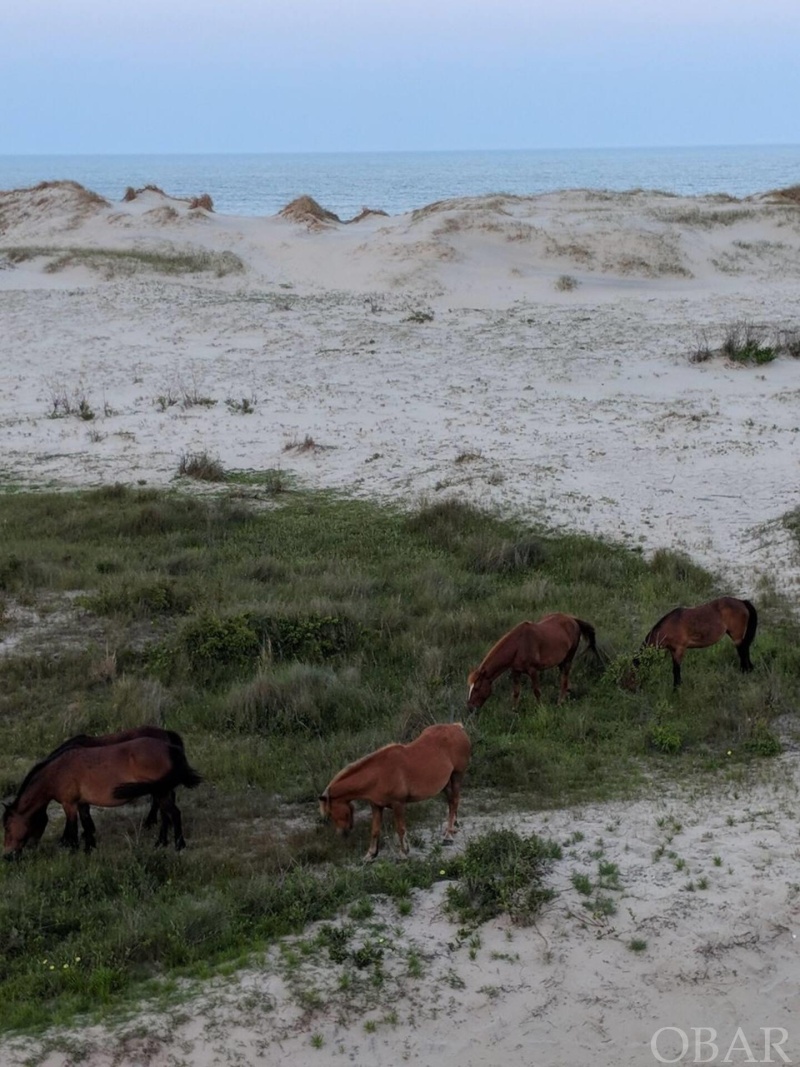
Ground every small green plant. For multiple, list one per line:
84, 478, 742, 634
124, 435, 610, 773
628, 938, 647, 953
571, 872, 593, 896
713, 855, 722, 867
310, 1033, 324, 1049
721, 320, 776, 364
446, 829, 561, 926
349, 899, 374, 921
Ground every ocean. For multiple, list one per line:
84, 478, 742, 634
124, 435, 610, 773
0, 145, 798, 219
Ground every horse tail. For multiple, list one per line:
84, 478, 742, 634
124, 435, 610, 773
164, 729, 185, 751
741, 599, 758, 648
113, 745, 202, 802
576, 618, 602, 662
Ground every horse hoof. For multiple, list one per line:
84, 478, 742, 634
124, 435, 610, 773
363, 851, 377, 863
175, 839, 186, 852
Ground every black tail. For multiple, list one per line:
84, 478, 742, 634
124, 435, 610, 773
741, 599, 758, 650
576, 618, 602, 663
113, 746, 202, 802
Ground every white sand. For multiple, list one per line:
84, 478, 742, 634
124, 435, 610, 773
2, 181, 800, 1065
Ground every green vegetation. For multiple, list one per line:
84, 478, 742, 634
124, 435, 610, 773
0, 485, 798, 1031
0, 245, 244, 278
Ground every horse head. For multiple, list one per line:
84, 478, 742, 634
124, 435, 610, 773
466, 669, 492, 709
318, 790, 354, 836
2, 804, 29, 858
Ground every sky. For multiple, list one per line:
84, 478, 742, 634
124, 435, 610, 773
2, 0, 800, 154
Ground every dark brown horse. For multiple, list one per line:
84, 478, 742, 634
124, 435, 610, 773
636, 596, 757, 688
44, 727, 186, 841
467, 613, 600, 709
319, 723, 471, 861
3, 735, 202, 858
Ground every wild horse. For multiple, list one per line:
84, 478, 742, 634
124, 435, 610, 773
636, 596, 757, 688
3, 732, 202, 858
319, 723, 471, 861
467, 613, 600, 709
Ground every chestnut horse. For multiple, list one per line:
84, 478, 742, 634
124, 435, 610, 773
636, 596, 757, 688
319, 723, 471, 861
467, 613, 600, 710
44, 726, 186, 840
3, 735, 202, 858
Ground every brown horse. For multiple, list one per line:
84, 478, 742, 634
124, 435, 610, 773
3, 735, 202, 858
467, 613, 600, 709
319, 723, 471, 861
636, 596, 757, 688
44, 727, 186, 840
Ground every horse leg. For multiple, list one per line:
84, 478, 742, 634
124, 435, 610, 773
60, 803, 80, 850
511, 670, 521, 708
143, 795, 160, 829
392, 803, 410, 857
443, 772, 463, 842
527, 669, 541, 701
154, 794, 172, 848
734, 635, 754, 673
78, 803, 97, 853
164, 793, 186, 851
671, 648, 685, 689
365, 804, 384, 862
557, 651, 578, 704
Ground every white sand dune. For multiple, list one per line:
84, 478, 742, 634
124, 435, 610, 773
2, 181, 800, 1065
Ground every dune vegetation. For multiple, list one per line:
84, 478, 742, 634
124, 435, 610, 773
1, 483, 798, 1032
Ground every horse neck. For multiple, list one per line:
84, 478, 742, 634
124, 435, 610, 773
329, 753, 382, 801
12, 767, 53, 817
479, 631, 520, 681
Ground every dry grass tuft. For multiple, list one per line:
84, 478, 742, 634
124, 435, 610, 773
189, 193, 214, 212
555, 274, 579, 291
177, 450, 227, 481
349, 207, 389, 223
283, 434, 325, 453
279, 195, 341, 226
765, 184, 800, 204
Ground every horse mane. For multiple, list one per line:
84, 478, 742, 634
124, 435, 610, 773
326, 742, 402, 795
7, 755, 56, 810
644, 607, 681, 646
474, 622, 529, 674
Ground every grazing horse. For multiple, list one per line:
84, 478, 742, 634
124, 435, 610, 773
46, 727, 185, 835
3, 736, 202, 858
467, 613, 600, 709
319, 723, 471, 861
636, 596, 757, 688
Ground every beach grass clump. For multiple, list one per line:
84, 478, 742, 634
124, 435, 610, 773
177, 451, 227, 482
446, 829, 562, 926
720, 320, 776, 365
689, 319, 800, 365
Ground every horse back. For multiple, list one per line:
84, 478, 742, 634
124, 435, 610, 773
52, 737, 177, 807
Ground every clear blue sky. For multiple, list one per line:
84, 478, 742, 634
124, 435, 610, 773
2, 0, 799, 154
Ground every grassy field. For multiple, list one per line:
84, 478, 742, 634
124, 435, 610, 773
1, 483, 798, 1033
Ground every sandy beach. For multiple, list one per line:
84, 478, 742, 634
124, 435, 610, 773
1, 180, 800, 1065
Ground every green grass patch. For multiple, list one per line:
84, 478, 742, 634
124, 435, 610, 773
0, 485, 798, 1031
